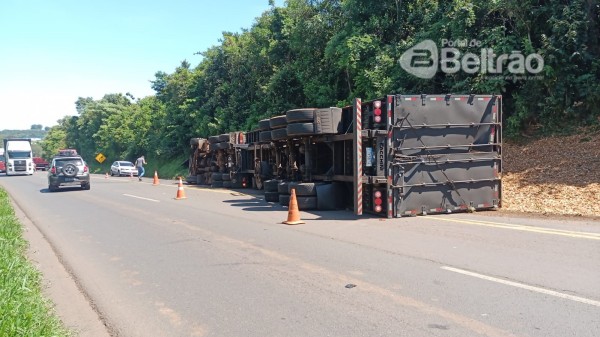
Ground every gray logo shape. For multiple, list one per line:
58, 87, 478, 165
399, 40, 438, 79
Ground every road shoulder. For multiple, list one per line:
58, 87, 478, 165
13, 198, 112, 337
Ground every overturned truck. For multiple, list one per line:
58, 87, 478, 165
187, 94, 502, 218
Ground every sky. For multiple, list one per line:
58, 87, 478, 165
0, 0, 282, 130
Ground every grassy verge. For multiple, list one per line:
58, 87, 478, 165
88, 154, 189, 180
0, 187, 71, 336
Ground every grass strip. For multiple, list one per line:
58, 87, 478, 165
0, 187, 71, 337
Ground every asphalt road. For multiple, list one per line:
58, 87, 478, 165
1, 172, 599, 337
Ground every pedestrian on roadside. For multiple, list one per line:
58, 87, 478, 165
135, 155, 147, 181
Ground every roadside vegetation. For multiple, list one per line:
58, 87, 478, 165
32, 0, 598, 217
0, 188, 71, 336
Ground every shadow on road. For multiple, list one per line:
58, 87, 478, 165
222, 196, 369, 221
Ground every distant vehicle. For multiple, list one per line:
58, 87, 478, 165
0, 148, 5, 173
48, 155, 90, 191
3, 138, 35, 175
57, 149, 78, 156
110, 161, 138, 177
33, 157, 49, 171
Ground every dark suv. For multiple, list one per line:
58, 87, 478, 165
48, 156, 91, 191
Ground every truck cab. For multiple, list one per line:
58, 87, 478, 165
3, 138, 35, 175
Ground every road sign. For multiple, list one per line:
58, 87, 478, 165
95, 153, 106, 163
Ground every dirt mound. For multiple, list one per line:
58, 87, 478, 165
501, 127, 600, 217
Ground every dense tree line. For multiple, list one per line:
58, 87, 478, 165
42, 0, 599, 163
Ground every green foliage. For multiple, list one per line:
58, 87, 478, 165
0, 188, 72, 336
41, 0, 600, 163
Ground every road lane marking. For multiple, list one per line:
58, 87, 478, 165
442, 266, 600, 307
434, 217, 600, 240
123, 194, 160, 202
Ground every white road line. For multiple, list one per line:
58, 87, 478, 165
123, 194, 160, 203
441, 266, 600, 307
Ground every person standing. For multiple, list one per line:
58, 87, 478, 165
135, 155, 147, 181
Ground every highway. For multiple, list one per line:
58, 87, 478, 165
1, 172, 599, 337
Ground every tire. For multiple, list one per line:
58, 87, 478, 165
271, 128, 288, 141
286, 109, 316, 123
197, 174, 206, 185
186, 175, 197, 184
263, 179, 280, 192
117, 170, 122, 176
259, 131, 272, 142
110, 171, 115, 177
81, 182, 91, 190
315, 107, 343, 134
218, 133, 230, 142
211, 181, 224, 188
287, 123, 315, 136
211, 172, 223, 181
277, 181, 290, 194
213, 142, 229, 150
264, 191, 279, 202
269, 115, 287, 129
222, 173, 231, 181
288, 182, 317, 196
258, 119, 271, 131
62, 163, 78, 177
279, 194, 290, 206
48, 184, 57, 192
222, 181, 232, 188
296, 196, 317, 210
208, 135, 220, 143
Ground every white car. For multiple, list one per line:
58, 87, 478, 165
110, 161, 138, 177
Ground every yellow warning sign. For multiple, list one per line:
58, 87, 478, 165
95, 153, 106, 163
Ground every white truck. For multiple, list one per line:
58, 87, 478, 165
3, 138, 35, 175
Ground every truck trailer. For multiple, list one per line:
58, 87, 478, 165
3, 138, 35, 175
187, 94, 502, 218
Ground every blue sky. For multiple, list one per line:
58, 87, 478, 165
0, 0, 281, 130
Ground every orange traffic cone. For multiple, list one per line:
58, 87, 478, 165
152, 170, 160, 185
175, 177, 187, 200
105, 172, 108, 179
283, 188, 305, 225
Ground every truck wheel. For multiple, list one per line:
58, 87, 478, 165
264, 191, 279, 202
218, 134, 230, 142
222, 173, 231, 181
277, 181, 290, 194
208, 135, 220, 143
279, 194, 290, 206
222, 181, 232, 188
259, 131, 272, 142
264, 179, 280, 192
296, 196, 317, 210
286, 109, 316, 123
211, 181, 224, 188
211, 172, 223, 181
271, 128, 288, 141
186, 175, 197, 184
258, 119, 271, 131
288, 182, 317, 196
269, 115, 287, 129
287, 123, 315, 136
